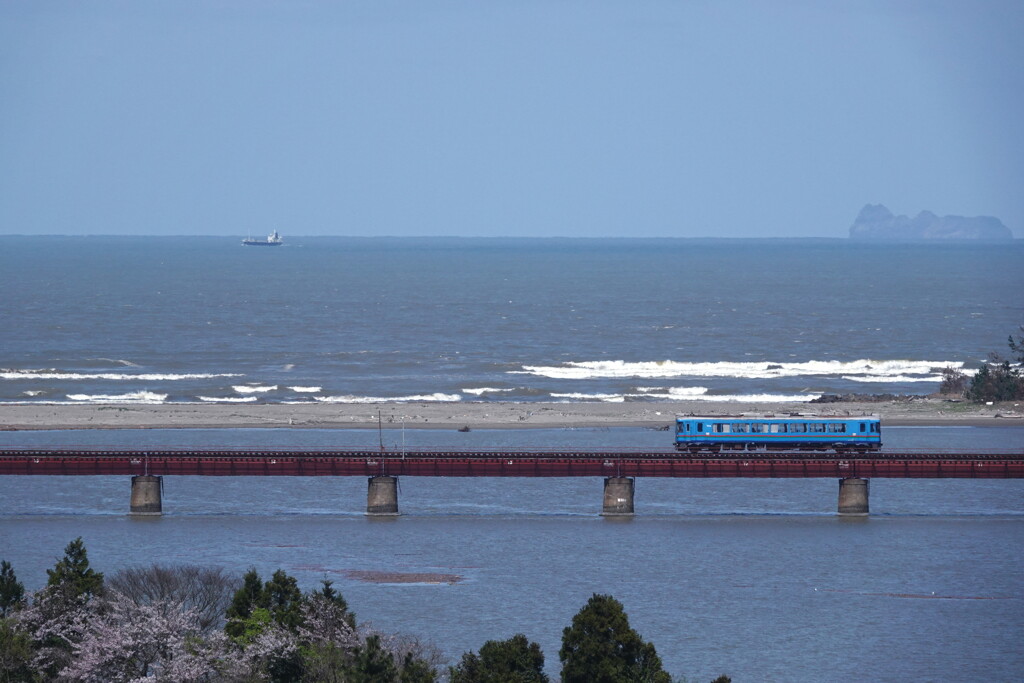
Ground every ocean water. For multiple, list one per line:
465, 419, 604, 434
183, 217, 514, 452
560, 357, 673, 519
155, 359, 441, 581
1, 236, 1022, 404
1, 237, 1023, 681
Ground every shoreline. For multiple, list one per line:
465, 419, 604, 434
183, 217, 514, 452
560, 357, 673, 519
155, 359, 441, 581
1, 400, 1022, 431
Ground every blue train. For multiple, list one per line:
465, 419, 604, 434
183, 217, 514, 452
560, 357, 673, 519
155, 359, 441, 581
674, 414, 882, 452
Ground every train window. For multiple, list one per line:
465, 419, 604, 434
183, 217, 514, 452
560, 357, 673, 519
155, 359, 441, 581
789, 423, 806, 433
810, 423, 825, 433
769, 424, 780, 433
750, 423, 764, 433
733, 423, 749, 433
860, 423, 866, 432
827, 423, 846, 433
697, 422, 703, 431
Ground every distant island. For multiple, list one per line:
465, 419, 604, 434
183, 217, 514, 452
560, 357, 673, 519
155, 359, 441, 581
849, 204, 1013, 241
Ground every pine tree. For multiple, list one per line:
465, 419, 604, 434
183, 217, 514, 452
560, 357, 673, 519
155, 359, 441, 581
263, 569, 304, 631
45, 537, 103, 601
316, 579, 355, 627
559, 594, 670, 683
348, 634, 398, 682
0, 560, 26, 616
450, 633, 548, 683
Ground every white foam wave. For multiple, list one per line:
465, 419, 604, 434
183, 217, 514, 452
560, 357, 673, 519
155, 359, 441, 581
1, 370, 242, 381
233, 385, 278, 393
551, 392, 626, 402
288, 386, 322, 393
90, 358, 140, 367
314, 393, 462, 404
841, 375, 941, 383
462, 387, 515, 396
66, 391, 168, 404
198, 396, 258, 403
516, 359, 963, 380
635, 386, 710, 397
678, 393, 821, 402
22, 390, 45, 396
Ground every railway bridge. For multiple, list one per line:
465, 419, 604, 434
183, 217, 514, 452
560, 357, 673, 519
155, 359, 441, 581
1, 448, 1022, 516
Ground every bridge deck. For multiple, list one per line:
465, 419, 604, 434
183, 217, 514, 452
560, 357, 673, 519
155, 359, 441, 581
1, 449, 1022, 478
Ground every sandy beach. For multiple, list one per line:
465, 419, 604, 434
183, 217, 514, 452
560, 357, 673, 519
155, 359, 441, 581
0, 399, 1022, 431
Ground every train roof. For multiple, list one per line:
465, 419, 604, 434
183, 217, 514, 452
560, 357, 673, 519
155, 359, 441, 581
675, 413, 881, 420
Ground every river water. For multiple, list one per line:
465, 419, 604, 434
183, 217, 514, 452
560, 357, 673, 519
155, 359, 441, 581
1, 425, 1021, 681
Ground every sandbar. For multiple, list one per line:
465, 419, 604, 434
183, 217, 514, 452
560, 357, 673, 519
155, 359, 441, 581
0, 399, 1022, 431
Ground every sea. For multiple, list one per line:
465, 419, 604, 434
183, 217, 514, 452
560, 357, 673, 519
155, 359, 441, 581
1, 236, 1022, 681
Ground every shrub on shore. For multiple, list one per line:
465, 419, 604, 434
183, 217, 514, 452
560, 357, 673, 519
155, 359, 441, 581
963, 328, 1024, 402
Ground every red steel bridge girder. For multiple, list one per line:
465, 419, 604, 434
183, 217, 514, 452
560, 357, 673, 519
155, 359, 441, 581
0, 451, 1022, 478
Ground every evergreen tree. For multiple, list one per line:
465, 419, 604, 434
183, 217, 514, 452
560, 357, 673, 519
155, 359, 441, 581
0, 560, 25, 617
559, 594, 671, 683
348, 634, 398, 683
399, 651, 438, 683
0, 617, 37, 682
225, 568, 266, 639
966, 328, 1024, 401
315, 579, 355, 628
450, 633, 548, 683
264, 569, 305, 631
45, 537, 103, 601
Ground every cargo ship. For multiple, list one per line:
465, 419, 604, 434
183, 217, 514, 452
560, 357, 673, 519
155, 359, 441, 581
242, 230, 283, 246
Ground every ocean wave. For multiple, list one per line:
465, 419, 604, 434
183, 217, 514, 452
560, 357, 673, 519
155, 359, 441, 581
314, 393, 462, 403
635, 386, 710, 397
515, 359, 964, 380
841, 375, 941, 383
198, 396, 258, 403
551, 392, 626, 402
233, 385, 278, 393
1, 369, 242, 381
462, 387, 515, 396
288, 386, 322, 393
22, 390, 45, 396
66, 391, 168, 404
676, 393, 821, 402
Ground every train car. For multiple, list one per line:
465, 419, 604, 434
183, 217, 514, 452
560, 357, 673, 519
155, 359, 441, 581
674, 414, 882, 452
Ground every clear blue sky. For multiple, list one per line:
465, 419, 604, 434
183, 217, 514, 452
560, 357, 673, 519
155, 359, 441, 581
1, 1, 1021, 237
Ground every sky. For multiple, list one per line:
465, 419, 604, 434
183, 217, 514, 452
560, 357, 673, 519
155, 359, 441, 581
1, 1, 1021, 238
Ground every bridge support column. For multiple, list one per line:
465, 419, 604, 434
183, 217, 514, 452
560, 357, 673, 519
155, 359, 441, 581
602, 477, 634, 516
367, 476, 399, 516
130, 475, 162, 516
838, 477, 869, 516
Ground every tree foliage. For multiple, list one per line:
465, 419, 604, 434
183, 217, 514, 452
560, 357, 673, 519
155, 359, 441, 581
0, 561, 26, 618
225, 568, 308, 640
450, 633, 549, 683
559, 594, 671, 683
965, 328, 1024, 401
45, 538, 103, 602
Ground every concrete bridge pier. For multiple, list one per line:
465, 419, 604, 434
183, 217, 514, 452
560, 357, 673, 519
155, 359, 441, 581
838, 477, 869, 516
367, 476, 399, 516
130, 475, 162, 515
602, 477, 635, 516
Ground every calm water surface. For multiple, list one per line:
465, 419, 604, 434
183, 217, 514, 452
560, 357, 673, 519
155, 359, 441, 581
1, 426, 1021, 681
